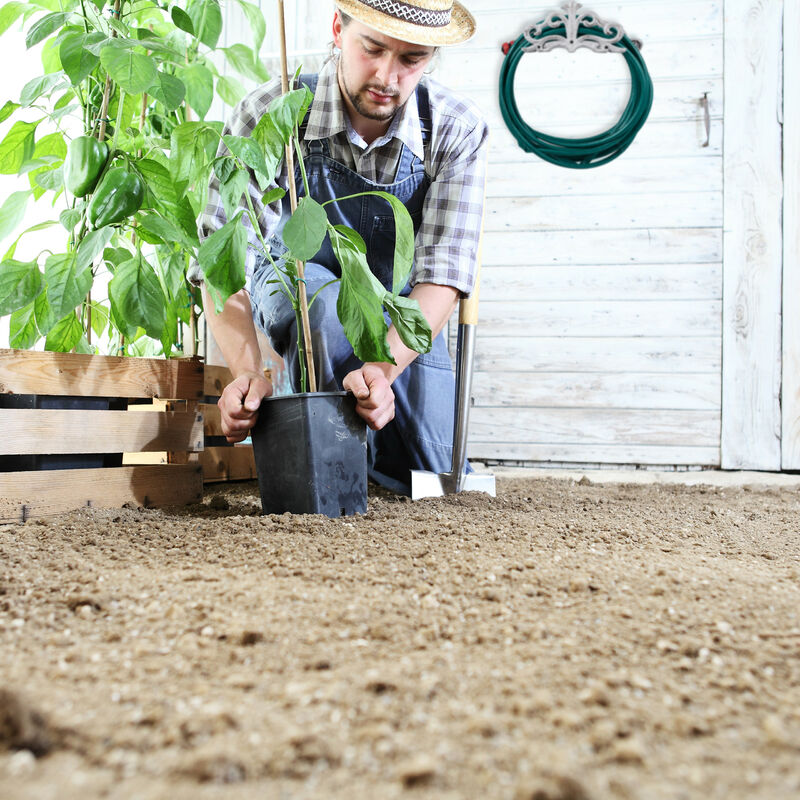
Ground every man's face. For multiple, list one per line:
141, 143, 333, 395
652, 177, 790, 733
332, 12, 435, 127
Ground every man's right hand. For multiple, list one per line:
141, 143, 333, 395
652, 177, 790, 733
218, 372, 273, 443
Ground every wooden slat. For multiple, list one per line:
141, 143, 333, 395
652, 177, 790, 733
471, 336, 721, 374
472, 371, 720, 411
0, 350, 204, 400
201, 403, 224, 437
469, 407, 720, 447
783, 0, 800, 469
201, 445, 257, 483
476, 300, 721, 338
0, 465, 203, 523
721, 1, 782, 469
468, 442, 719, 467
0, 409, 204, 455
480, 263, 722, 301
204, 364, 234, 397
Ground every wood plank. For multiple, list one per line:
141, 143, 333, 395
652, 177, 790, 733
485, 156, 721, 197
0, 351, 204, 400
481, 228, 721, 267
469, 407, 720, 446
204, 364, 233, 397
202, 403, 224, 437
201, 445, 257, 483
0, 409, 204, 456
480, 263, 721, 301
483, 193, 722, 232
476, 300, 721, 337
472, 371, 720, 410
0, 465, 203, 523
721, 1, 783, 469
468, 442, 719, 467
471, 336, 721, 374
783, 0, 800, 469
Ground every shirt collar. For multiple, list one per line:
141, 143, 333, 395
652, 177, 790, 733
304, 58, 425, 161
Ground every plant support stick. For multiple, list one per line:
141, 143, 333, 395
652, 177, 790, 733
278, 0, 317, 392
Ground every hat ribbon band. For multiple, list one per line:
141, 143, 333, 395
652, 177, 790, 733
358, 0, 452, 28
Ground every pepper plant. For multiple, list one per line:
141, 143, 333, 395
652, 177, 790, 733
0, 0, 269, 355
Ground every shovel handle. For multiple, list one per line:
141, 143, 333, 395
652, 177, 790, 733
459, 200, 485, 326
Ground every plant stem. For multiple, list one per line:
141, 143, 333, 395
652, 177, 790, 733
277, 0, 316, 392
97, 0, 122, 142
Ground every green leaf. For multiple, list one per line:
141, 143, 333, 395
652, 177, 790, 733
103, 246, 133, 274
0, 191, 30, 244
251, 113, 284, 181
221, 43, 269, 83
187, 0, 222, 50
100, 45, 157, 94
0, 1, 27, 37
262, 186, 285, 206
170, 5, 194, 35
149, 71, 185, 111
283, 196, 327, 262
28, 131, 66, 199
33, 165, 62, 193
197, 213, 246, 312
9, 301, 40, 349
40, 35, 61, 74
384, 294, 432, 354
89, 299, 109, 339
44, 251, 92, 319
108, 253, 166, 339
331, 235, 393, 363
0, 101, 19, 124
60, 206, 81, 230
267, 87, 313, 145
19, 73, 63, 106
25, 11, 71, 49
326, 190, 415, 296
136, 157, 198, 241
332, 224, 367, 254
136, 211, 196, 251
222, 134, 268, 180
0, 258, 43, 315
178, 63, 213, 119
169, 121, 219, 185
219, 168, 249, 220
44, 311, 82, 352
216, 74, 245, 107
33, 287, 57, 336
213, 155, 235, 185
234, 0, 265, 53
59, 30, 101, 85
76, 226, 113, 270
0, 120, 38, 175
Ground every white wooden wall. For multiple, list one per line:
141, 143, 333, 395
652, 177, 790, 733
220, 0, 796, 471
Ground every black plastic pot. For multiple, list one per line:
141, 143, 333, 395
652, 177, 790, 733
250, 391, 367, 517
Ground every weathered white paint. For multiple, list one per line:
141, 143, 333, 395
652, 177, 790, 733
782, 1, 800, 468
216, 0, 792, 471
721, 0, 783, 469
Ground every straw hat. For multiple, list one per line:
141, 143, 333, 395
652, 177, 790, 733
335, 0, 476, 46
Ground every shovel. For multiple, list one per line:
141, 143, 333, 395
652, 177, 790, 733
411, 230, 496, 499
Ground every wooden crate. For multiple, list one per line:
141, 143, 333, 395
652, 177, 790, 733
0, 349, 205, 523
201, 364, 258, 483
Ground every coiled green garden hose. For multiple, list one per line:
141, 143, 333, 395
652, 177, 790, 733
499, 26, 654, 169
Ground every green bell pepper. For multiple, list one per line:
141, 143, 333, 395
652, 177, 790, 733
64, 135, 109, 197
87, 167, 145, 229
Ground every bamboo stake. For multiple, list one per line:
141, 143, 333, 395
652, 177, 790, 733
277, 0, 317, 392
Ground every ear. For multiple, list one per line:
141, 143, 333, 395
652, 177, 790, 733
332, 10, 344, 48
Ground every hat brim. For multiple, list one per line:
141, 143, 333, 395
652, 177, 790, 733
335, 0, 475, 47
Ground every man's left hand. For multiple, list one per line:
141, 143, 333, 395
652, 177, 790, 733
343, 364, 395, 430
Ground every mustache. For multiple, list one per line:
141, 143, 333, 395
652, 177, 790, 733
365, 84, 399, 97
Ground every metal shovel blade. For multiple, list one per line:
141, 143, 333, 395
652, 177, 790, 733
411, 469, 496, 499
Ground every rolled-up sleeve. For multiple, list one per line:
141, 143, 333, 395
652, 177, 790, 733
411, 94, 489, 297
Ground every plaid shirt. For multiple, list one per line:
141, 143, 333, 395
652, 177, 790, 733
194, 57, 488, 295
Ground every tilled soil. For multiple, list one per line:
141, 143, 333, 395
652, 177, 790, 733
1, 476, 799, 800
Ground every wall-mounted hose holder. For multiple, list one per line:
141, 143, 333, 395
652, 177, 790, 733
499, 0, 654, 168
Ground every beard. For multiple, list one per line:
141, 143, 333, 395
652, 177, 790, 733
338, 62, 400, 122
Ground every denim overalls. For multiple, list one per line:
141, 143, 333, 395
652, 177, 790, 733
250, 75, 460, 495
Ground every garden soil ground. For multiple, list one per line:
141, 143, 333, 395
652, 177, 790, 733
1, 475, 799, 800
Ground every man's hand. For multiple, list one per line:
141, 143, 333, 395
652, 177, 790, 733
218, 372, 273, 443
343, 364, 395, 430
